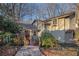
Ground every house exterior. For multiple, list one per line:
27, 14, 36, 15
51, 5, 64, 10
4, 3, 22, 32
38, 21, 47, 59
32, 12, 77, 43
17, 12, 77, 44
44, 12, 76, 43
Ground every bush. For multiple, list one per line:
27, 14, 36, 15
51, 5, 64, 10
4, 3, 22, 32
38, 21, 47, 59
0, 32, 13, 45
3, 19, 22, 33
2, 32, 13, 44
11, 34, 24, 46
40, 31, 58, 49
0, 16, 22, 33
0, 32, 24, 46
0, 15, 23, 46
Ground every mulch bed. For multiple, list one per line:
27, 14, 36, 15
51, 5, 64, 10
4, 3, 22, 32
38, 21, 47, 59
0, 46, 21, 56
40, 48, 77, 56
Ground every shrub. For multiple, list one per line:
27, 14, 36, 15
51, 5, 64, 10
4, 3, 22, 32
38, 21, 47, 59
0, 32, 24, 46
3, 19, 22, 33
0, 15, 23, 46
11, 34, 24, 46
40, 31, 58, 49
2, 32, 13, 44
0, 16, 22, 33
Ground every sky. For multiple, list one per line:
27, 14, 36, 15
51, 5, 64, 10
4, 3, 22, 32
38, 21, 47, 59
21, 3, 76, 21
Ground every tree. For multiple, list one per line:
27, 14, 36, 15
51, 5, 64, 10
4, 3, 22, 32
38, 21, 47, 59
0, 15, 22, 33
0, 3, 25, 21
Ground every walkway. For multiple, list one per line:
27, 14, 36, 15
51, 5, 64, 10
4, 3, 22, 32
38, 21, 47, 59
15, 46, 42, 56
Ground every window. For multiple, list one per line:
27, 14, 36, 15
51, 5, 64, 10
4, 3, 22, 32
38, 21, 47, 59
53, 19, 57, 26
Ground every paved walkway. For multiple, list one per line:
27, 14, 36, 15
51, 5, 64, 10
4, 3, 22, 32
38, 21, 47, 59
15, 46, 42, 56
